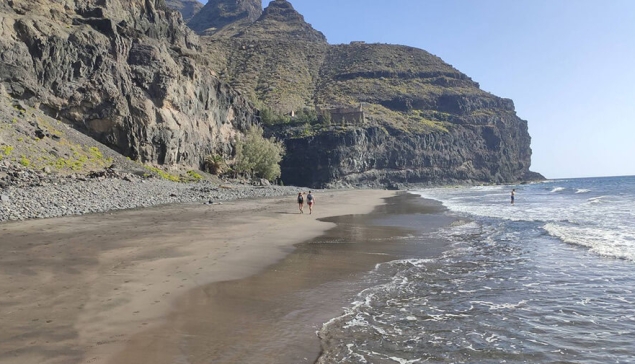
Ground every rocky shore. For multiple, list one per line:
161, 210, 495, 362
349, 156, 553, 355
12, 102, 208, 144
0, 162, 302, 222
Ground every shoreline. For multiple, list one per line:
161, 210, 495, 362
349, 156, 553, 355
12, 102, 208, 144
108, 193, 456, 364
0, 189, 397, 364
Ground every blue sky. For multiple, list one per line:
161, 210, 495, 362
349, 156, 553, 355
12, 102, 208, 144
200, 0, 635, 179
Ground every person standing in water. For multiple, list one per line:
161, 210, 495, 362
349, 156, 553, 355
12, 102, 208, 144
297, 192, 304, 213
307, 191, 315, 214
511, 189, 515, 205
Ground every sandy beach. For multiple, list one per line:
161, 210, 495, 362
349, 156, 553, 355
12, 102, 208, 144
0, 189, 402, 364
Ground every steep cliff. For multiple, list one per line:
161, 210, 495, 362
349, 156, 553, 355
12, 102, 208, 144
0, 0, 257, 169
165, 0, 204, 22
200, 0, 328, 113
187, 0, 262, 35
199, 0, 542, 187
0, 0, 542, 187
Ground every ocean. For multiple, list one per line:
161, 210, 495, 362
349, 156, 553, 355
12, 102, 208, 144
317, 176, 635, 363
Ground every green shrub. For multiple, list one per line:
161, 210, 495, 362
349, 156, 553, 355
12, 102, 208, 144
88, 146, 103, 160
234, 126, 285, 181
186, 170, 203, 181
19, 155, 31, 167
0, 145, 13, 160
203, 154, 227, 175
294, 108, 318, 124
260, 107, 292, 126
144, 165, 181, 182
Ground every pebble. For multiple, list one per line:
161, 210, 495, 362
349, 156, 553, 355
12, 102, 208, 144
0, 165, 303, 222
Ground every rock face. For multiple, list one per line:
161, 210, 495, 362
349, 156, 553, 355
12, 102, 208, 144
199, 0, 328, 112
199, 3, 542, 187
165, 0, 204, 22
280, 43, 537, 187
187, 0, 262, 34
280, 120, 533, 188
0, 0, 543, 187
0, 0, 258, 169
238, 0, 327, 42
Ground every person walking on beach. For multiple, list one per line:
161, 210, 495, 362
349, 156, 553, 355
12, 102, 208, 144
297, 192, 304, 213
307, 191, 315, 214
511, 189, 515, 205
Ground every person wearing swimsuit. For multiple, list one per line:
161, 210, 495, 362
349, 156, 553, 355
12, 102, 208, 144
307, 191, 315, 214
297, 192, 304, 213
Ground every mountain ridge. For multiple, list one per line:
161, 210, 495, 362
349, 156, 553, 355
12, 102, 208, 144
0, 0, 543, 188
187, 0, 262, 35
178, 0, 541, 186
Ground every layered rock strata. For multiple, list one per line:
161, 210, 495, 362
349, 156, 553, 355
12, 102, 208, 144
187, 0, 262, 35
0, 0, 542, 188
165, 0, 204, 22
199, 2, 542, 186
0, 0, 257, 169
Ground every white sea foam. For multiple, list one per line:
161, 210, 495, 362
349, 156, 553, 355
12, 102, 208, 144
470, 300, 528, 310
544, 223, 635, 261
587, 196, 605, 204
412, 178, 635, 261
387, 356, 423, 364
319, 177, 635, 364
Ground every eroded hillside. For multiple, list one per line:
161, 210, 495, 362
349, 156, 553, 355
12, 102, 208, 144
190, 0, 542, 186
0, 0, 542, 188
0, 0, 257, 172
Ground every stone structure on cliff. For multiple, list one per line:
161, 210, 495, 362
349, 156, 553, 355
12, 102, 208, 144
197, 0, 543, 186
317, 105, 366, 126
0, 0, 543, 187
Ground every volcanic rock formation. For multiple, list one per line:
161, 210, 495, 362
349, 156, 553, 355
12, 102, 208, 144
0, 0, 257, 169
165, 0, 204, 22
186, 0, 262, 35
197, 0, 542, 186
0, 0, 543, 187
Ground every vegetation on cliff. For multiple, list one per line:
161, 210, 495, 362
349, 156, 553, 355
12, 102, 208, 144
186, 0, 539, 186
0, 0, 541, 188
234, 126, 285, 181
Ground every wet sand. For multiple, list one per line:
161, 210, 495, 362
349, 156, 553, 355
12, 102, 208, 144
0, 190, 396, 364
109, 193, 455, 364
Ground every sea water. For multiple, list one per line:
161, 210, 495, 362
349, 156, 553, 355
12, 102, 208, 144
317, 176, 635, 363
